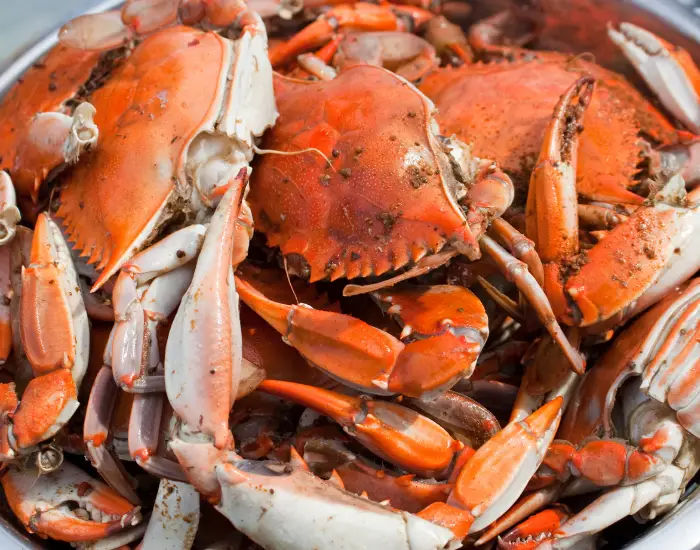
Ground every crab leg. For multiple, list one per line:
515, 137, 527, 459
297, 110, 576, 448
525, 76, 594, 313
140, 479, 199, 550
497, 505, 571, 550
238, 280, 488, 396
84, 366, 141, 504
609, 22, 700, 133
0, 245, 12, 364
479, 236, 585, 374
1, 461, 140, 542
1, 214, 89, 456
552, 465, 685, 548
111, 226, 204, 392
128, 392, 186, 480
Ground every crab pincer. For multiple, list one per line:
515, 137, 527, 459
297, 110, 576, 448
609, 22, 700, 134
237, 278, 488, 397
257, 378, 564, 537
1, 461, 140, 542
0, 213, 89, 459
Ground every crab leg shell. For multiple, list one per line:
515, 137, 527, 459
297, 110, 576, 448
560, 195, 700, 328
553, 465, 685, 547
84, 366, 141, 504
1, 461, 140, 542
140, 479, 199, 550
165, 178, 245, 450
128, 392, 186, 480
373, 285, 488, 392
111, 226, 203, 391
479, 236, 584, 374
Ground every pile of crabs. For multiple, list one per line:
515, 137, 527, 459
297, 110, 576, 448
0, 0, 698, 548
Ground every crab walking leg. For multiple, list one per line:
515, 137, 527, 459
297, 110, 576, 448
238, 279, 488, 396
140, 479, 199, 550
166, 176, 246, 451
609, 23, 700, 133
112, 227, 204, 392
1, 461, 141, 542
3, 213, 90, 455
552, 465, 685, 549
84, 366, 141, 504
479, 236, 584, 374
128, 392, 186, 481
489, 218, 544, 287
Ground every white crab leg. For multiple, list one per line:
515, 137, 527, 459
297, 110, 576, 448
552, 465, 685, 549
111, 226, 205, 392
140, 479, 199, 550
609, 23, 700, 133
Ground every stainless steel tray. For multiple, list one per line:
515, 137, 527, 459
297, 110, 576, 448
0, 0, 698, 548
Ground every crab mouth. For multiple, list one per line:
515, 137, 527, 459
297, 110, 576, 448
31, 499, 132, 526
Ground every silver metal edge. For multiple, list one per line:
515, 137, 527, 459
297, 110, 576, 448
0, 0, 123, 98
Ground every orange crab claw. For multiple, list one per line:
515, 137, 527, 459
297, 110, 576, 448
238, 275, 488, 396
538, 439, 665, 488
448, 397, 563, 533
1, 461, 140, 542
526, 76, 594, 271
498, 506, 570, 550
257, 379, 462, 478
9, 214, 89, 453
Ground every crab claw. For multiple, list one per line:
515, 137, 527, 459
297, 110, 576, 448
449, 397, 563, 533
215, 456, 462, 550
257, 380, 462, 478
498, 506, 570, 550
237, 279, 488, 396
1, 461, 141, 542
609, 22, 700, 133
9, 213, 89, 453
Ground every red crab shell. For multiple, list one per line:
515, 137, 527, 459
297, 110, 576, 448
56, 27, 230, 288
248, 65, 478, 283
419, 54, 681, 205
0, 44, 100, 200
